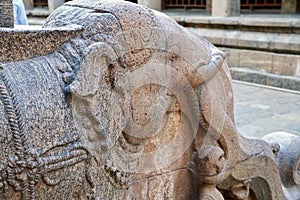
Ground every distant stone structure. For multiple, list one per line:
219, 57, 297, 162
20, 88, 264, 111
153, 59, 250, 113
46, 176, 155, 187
23, 0, 300, 17
0, 0, 299, 199
0, 0, 14, 28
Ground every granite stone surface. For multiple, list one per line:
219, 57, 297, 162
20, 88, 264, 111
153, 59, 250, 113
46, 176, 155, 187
0, 1, 14, 28
0, 0, 299, 199
0, 25, 83, 63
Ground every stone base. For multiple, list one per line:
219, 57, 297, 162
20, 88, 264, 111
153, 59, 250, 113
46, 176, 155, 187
221, 48, 300, 77
230, 67, 300, 91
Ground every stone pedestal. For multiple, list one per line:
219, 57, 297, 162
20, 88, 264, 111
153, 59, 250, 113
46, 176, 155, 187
212, 0, 240, 17
48, 0, 64, 13
281, 0, 297, 13
138, 0, 161, 11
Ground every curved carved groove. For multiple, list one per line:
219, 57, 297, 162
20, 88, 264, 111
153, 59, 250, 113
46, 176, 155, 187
42, 174, 62, 186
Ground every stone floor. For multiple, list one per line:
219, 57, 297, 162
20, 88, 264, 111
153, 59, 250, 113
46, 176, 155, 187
233, 80, 300, 138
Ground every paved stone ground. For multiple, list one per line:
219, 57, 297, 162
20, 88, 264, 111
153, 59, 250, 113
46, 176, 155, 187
233, 80, 300, 139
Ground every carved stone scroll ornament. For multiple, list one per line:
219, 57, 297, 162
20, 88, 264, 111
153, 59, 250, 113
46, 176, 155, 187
0, 0, 298, 199
263, 132, 300, 200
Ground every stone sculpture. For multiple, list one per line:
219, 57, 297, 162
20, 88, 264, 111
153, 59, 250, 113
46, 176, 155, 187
0, 0, 299, 199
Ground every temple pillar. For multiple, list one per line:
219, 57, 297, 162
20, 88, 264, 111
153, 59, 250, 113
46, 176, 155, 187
23, 0, 33, 10
138, 0, 161, 11
206, 0, 212, 12
48, 0, 64, 13
212, 0, 240, 16
281, 0, 297, 13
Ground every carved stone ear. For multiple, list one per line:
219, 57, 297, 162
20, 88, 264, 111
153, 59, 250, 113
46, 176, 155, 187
67, 42, 118, 98
66, 42, 125, 152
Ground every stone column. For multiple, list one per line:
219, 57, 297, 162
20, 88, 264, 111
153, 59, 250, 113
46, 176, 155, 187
138, 0, 161, 11
48, 0, 64, 13
212, 0, 240, 17
281, 0, 297, 13
23, 0, 33, 10
206, 0, 212, 12
0, 0, 14, 28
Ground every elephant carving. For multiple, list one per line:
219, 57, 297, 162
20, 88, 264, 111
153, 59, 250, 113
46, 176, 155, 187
0, 0, 298, 199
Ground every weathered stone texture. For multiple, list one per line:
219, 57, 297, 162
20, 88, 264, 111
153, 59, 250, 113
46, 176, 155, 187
0, 25, 83, 63
0, 0, 299, 199
0, 0, 14, 28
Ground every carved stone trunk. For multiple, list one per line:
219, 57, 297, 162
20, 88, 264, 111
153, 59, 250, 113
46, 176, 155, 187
0, 0, 299, 199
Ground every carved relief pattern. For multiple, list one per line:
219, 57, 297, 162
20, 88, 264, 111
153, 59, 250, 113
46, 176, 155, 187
0, 70, 94, 199
0, 0, 299, 199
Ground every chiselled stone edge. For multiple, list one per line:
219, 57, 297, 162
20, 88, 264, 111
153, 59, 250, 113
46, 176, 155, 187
0, 24, 84, 63
230, 67, 300, 91
169, 14, 300, 34
0, 24, 82, 33
189, 28, 300, 55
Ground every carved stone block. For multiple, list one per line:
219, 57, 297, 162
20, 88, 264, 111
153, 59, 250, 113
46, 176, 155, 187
0, 0, 299, 199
